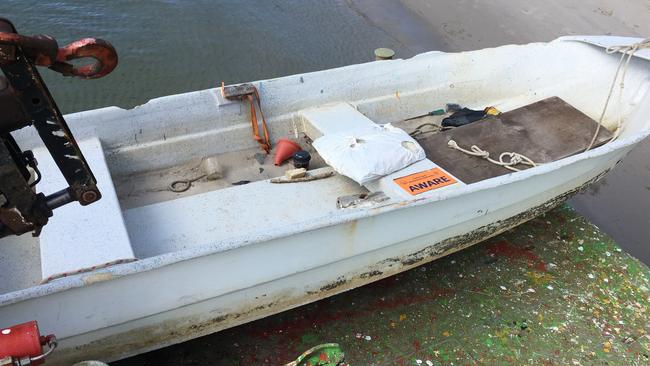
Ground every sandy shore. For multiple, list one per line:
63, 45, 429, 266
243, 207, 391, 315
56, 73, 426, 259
352, 0, 650, 263
399, 0, 650, 51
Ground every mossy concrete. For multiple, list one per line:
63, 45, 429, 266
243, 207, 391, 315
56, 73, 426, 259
115, 205, 650, 365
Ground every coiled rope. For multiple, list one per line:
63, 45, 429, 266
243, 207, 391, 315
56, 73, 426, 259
585, 37, 650, 151
447, 140, 537, 172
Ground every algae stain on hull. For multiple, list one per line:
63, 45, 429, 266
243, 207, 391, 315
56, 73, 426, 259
49, 172, 607, 366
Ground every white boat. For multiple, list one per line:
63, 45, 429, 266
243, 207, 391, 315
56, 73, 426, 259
1, 36, 649, 365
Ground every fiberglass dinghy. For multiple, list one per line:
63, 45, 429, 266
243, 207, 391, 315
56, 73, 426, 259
1, 36, 650, 365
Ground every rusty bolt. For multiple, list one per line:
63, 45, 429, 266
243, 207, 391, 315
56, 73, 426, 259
80, 190, 99, 205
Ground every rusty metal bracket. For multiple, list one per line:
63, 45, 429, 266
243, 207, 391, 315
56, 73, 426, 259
0, 18, 117, 238
0, 18, 117, 79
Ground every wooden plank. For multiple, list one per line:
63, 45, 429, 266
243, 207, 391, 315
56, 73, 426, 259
415, 97, 613, 183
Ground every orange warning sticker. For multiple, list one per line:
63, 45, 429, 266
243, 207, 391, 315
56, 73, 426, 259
394, 168, 457, 195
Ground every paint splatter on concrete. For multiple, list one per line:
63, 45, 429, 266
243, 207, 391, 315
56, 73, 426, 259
115, 205, 650, 365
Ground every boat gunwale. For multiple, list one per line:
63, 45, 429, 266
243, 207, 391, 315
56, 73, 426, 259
1, 124, 647, 307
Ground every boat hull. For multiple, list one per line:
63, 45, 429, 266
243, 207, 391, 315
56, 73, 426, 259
4, 142, 629, 365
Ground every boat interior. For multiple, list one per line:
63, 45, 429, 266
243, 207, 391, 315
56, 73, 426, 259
2, 38, 650, 299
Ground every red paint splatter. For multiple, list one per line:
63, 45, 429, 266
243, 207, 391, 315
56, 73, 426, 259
413, 340, 421, 352
241, 286, 455, 351
486, 240, 546, 272
372, 286, 454, 311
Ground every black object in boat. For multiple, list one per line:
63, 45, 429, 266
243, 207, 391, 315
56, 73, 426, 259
442, 104, 492, 128
293, 150, 311, 169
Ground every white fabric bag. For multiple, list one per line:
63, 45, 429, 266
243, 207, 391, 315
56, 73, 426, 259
312, 123, 426, 184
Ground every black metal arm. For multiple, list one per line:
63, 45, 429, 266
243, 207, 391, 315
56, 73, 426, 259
0, 18, 117, 238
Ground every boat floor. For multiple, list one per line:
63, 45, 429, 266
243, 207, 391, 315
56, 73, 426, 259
414, 97, 613, 184
114, 135, 329, 209
114, 97, 609, 208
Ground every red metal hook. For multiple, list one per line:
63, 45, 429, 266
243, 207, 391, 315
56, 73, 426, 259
49, 38, 118, 79
0, 30, 117, 79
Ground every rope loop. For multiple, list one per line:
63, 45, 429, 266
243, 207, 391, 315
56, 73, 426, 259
605, 38, 650, 55
448, 139, 537, 172
586, 37, 650, 151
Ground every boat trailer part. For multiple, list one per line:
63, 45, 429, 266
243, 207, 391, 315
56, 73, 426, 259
0, 18, 117, 238
0, 321, 57, 366
283, 343, 346, 366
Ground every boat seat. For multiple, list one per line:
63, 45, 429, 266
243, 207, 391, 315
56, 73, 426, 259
298, 103, 466, 200
297, 102, 377, 139
35, 138, 135, 283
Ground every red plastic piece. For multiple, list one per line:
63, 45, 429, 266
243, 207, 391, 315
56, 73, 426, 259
274, 138, 301, 166
0, 321, 45, 365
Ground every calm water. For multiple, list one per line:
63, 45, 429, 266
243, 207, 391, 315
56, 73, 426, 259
1, 0, 413, 113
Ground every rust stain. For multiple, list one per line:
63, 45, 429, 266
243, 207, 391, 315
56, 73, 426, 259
82, 272, 115, 285
344, 220, 358, 237
343, 219, 359, 255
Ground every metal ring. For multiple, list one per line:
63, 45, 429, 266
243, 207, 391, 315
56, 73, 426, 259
169, 175, 206, 193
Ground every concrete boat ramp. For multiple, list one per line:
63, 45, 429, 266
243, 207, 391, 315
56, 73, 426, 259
115, 205, 650, 365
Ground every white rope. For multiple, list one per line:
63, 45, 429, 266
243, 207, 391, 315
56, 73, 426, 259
447, 140, 537, 172
585, 37, 650, 151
